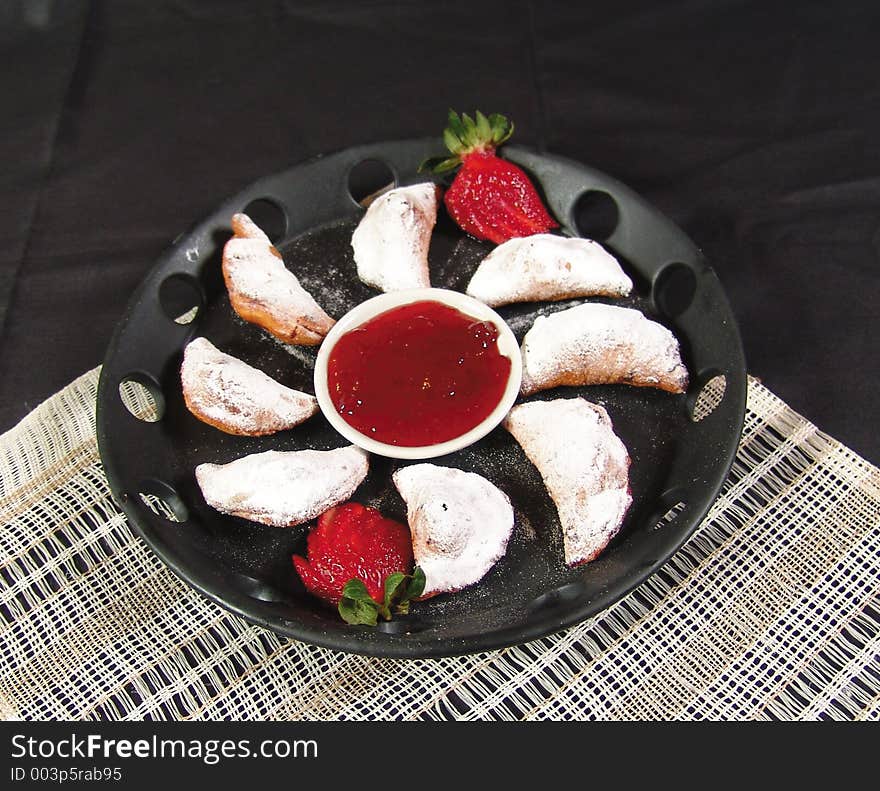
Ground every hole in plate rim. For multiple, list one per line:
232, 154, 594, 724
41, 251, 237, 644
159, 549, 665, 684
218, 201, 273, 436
346, 157, 398, 208
118, 371, 165, 423
687, 368, 728, 423
646, 486, 690, 532
228, 571, 297, 604
652, 260, 698, 319
137, 477, 189, 523
241, 197, 289, 243
158, 271, 204, 325
376, 617, 428, 635
526, 580, 589, 614
570, 188, 620, 241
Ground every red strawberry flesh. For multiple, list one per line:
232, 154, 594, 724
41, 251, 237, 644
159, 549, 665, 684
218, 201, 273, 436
445, 151, 558, 244
293, 502, 413, 605
424, 112, 559, 244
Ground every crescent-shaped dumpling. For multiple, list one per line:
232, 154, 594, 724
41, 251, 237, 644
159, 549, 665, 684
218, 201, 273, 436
504, 398, 631, 566
520, 302, 689, 396
181, 337, 318, 435
195, 446, 369, 527
392, 463, 514, 598
222, 213, 335, 345
466, 234, 632, 307
351, 183, 440, 292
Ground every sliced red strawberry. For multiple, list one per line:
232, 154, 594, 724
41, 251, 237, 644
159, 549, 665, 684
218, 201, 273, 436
421, 110, 558, 244
292, 502, 413, 605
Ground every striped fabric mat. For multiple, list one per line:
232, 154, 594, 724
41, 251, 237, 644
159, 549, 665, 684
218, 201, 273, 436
1, 368, 878, 720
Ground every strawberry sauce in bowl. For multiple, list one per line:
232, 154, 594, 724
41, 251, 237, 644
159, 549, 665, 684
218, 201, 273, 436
314, 288, 522, 459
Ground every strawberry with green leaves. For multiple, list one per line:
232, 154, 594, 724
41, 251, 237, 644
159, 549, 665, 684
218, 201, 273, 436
292, 502, 425, 626
421, 110, 559, 245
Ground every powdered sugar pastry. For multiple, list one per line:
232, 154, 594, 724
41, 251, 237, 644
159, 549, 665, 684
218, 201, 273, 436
351, 183, 440, 292
466, 233, 633, 307
196, 446, 369, 527
222, 213, 335, 345
181, 337, 317, 435
393, 463, 514, 597
520, 302, 689, 395
504, 398, 631, 566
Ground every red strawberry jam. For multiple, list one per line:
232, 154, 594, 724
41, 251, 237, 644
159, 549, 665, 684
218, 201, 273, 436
326, 300, 512, 447
293, 502, 413, 605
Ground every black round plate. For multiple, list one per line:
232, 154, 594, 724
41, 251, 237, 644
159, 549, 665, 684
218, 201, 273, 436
96, 139, 746, 658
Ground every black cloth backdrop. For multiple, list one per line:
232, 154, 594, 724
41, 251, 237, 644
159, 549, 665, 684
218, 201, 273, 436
2, 0, 878, 464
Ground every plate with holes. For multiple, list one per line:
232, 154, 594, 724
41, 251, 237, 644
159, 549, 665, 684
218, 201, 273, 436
96, 138, 746, 658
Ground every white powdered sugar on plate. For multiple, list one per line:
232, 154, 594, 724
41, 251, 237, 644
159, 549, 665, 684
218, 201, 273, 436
466, 234, 633, 307
503, 398, 632, 566
393, 463, 514, 598
351, 183, 439, 292
195, 446, 369, 527
520, 302, 689, 395
181, 337, 318, 435
262, 330, 318, 369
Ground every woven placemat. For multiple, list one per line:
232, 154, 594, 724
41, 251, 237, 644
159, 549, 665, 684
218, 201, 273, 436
1, 367, 878, 720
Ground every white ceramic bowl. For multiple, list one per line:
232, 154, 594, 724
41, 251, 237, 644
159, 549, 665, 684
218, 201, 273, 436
314, 288, 522, 459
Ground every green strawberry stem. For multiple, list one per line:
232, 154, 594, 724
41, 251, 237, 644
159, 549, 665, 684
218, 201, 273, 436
419, 110, 515, 174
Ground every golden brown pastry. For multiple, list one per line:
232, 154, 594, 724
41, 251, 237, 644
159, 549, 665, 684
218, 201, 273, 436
222, 213, 335, 345
519, 302, 689, 396
181, 337, 318, 435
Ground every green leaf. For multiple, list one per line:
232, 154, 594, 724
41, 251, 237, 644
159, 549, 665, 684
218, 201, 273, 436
446, 109, 466, 140
392, 566, 427, 616
383, 572, 408, 606
338, 596, 379, 626
337, 567, 427, 626
339, 579, 381, 625
444, 109, 467, 153
443, 126, 464, 155
418, 156, 447, 173
460, 112, 478, 148
438, 109, 514, 158
475, 110, 492, 142
379, 571, 408, 622
436, 156, 462, 173
418, 156, 461, 175
341, 578, 375, 603
488, 113, 514, 145
402, 566, 426, 603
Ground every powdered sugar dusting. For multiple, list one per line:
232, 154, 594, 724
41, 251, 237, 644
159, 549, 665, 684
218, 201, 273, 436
224, 238, 333, 323
466, 234, 633, 307
503, 398, 631, 566
393, 464, 514, 598
269, 334, 318, 369
231, 212, 270, 242
223, 213, 335, 344
195, 446, 369, 527
351, 183, 439, 292
520, 302, 689, 395
181, 337, 317, 435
